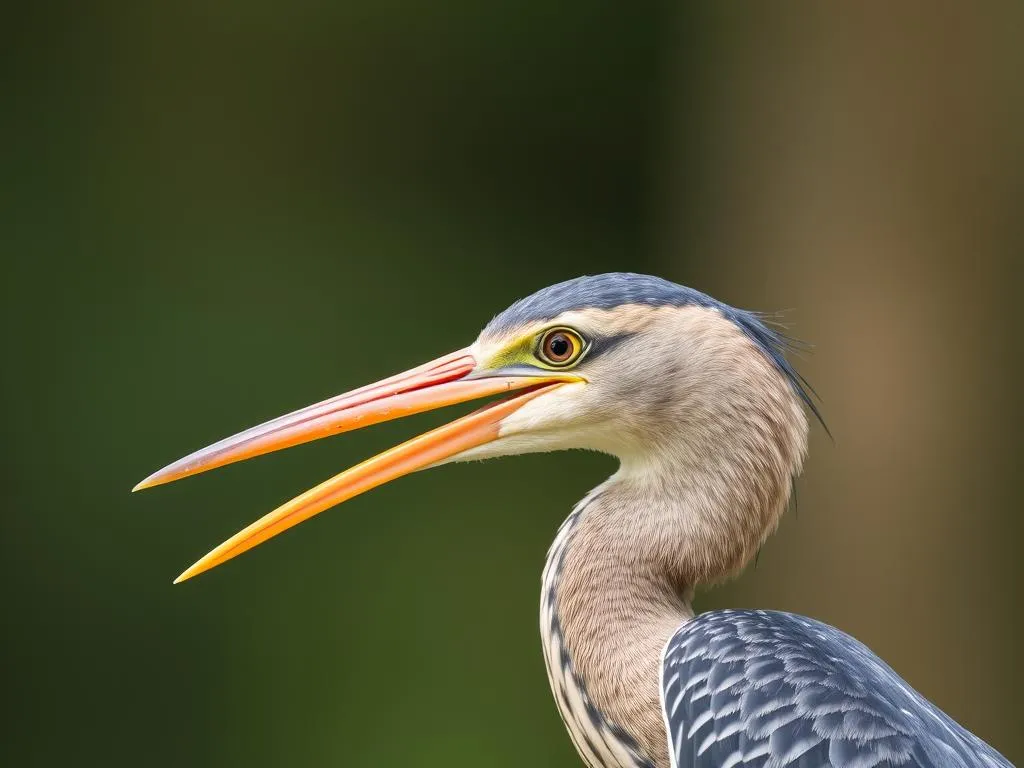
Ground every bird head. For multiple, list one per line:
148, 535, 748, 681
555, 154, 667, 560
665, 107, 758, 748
135, 273, 812, 583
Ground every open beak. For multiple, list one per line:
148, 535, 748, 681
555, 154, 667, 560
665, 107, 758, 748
134, 348, 575, 583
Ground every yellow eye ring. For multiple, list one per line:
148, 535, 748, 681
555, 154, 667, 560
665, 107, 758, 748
536, 328, 585, 367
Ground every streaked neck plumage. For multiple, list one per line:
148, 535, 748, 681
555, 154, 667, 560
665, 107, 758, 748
540, 307, 809, 768
541, 478, 693, 768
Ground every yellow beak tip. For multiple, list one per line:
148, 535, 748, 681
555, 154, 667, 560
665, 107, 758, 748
173, 566, 199, 584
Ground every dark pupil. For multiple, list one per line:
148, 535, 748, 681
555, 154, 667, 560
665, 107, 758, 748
548, 334, 570, 359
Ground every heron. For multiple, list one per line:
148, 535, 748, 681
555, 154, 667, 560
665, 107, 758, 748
135, 273, 1011, 768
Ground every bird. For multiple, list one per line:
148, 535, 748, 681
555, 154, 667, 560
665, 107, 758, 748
135, 272, 1012, 768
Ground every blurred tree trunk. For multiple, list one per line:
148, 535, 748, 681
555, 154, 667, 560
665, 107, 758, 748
659, 4, 1022, 760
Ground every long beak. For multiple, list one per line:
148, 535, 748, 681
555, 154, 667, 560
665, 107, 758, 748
134, 348, 575, 583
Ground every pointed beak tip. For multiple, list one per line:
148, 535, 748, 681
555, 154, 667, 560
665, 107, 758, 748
134, 467, 180, 493
173, 563, 202, 584
133, 471, 165, 493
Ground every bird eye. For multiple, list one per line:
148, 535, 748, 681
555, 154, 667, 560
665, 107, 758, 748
537, 328, 584, 367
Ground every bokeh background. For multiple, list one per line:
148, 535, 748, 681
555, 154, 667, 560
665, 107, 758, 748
3, 3, 1021, 766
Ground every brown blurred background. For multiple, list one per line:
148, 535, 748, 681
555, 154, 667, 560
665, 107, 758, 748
2, 3, 1021, 766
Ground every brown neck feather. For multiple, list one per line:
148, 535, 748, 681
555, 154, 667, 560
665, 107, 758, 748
553, 482, 694, 766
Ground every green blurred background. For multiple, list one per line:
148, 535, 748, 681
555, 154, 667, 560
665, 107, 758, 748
3, 3, 1022, 766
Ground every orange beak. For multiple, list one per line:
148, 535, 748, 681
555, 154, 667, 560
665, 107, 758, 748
133, 348, 575, 583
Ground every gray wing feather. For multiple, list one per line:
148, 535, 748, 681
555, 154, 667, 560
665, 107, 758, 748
660, 610, 1012, 768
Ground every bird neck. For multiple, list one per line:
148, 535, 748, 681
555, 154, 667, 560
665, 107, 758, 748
541, 477, 695, 768
541, 440, 800, 767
